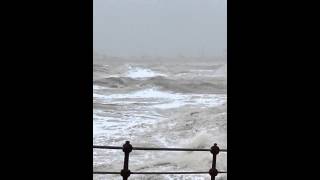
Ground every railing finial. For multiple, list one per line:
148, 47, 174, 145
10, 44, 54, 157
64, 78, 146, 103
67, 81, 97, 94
123, 141, 133, 153
210, 143, 220, 155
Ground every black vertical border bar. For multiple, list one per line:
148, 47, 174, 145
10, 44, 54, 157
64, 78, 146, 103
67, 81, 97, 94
63, 0, 94, 179
75, 0, 93, 179
1, 0, 93, 179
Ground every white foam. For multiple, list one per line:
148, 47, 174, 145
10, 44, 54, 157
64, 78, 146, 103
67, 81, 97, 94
93, 85, 105, 90
94, 88, 226, 109
152, 94, 226, 109
125, 66, 166, 78
107, 88, 178, 99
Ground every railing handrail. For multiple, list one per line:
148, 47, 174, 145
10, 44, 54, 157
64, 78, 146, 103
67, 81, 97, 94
93, 171, 228, 174
93, 145, 227, 152
93, 141, 227, 180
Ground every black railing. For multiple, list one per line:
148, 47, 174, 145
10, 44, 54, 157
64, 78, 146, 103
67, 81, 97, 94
93, 141, 227, 180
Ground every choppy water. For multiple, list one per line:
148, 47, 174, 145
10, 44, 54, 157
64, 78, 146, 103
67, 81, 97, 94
93, 60, 227, 180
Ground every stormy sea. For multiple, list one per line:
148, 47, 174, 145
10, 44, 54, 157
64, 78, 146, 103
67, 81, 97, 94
93, 56, 227, 180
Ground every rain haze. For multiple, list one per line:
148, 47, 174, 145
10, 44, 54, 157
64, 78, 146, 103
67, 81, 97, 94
94, 0, 227, 58
93, 1, 227, 180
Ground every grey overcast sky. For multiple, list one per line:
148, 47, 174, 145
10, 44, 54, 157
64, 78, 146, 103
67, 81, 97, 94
94, 0, 226, 57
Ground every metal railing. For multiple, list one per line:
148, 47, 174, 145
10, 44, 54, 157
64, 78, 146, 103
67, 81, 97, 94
93, 141, 227, 180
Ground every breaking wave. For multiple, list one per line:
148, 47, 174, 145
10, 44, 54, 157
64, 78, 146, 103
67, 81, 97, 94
93, 64, 226, 94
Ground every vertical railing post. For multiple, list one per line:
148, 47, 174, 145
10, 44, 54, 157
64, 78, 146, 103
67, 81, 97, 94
209, 143, 220, 180
121, 141, 133, 180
